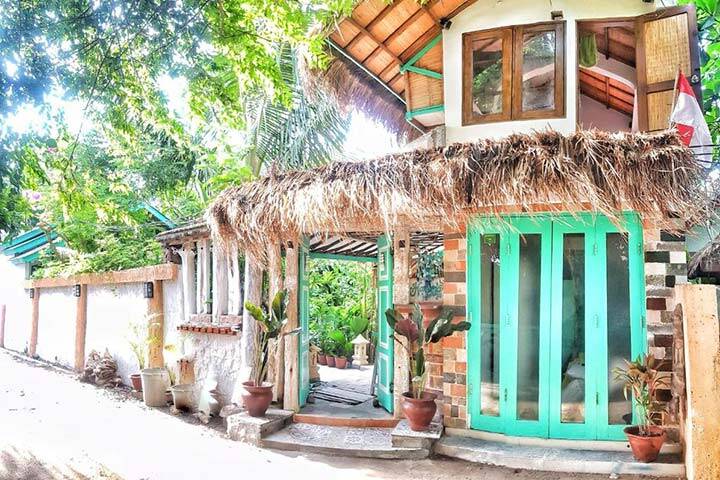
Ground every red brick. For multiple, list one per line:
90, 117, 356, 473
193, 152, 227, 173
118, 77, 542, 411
444, 282, 458, 294
455, 261, 466, 271
450, 383, 466, 397
445, 239, 459, 250
443, 335, 463, 349
455, 362, 467, 373
647, 297, 667, 311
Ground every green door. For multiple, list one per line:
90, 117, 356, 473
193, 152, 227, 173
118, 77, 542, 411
376, 234, 394, 413
298, 236, 310, 407
468, 214, 645, 440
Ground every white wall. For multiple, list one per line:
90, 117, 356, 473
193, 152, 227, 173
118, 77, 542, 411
442, 0, 656, 143
85, 283, 149, 384
35, 286, 76, 368
579, 95, 632, 132
0, 257, 31, 353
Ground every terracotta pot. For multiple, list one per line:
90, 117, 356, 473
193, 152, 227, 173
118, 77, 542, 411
326, 356, 336, 367
317, 354, 327, 366
241, 381, 273, 417
130, 373, 143, 392
624, 425, 665, 463
402, 391, 437, 431
334, 357, 347, 369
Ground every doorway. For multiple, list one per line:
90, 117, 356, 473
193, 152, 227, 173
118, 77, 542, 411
297, 235, 395, 418
467, 213, 646, 440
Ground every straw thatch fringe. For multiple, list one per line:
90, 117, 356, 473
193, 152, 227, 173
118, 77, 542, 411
207, 129, 710, 260
300, 52, 417, 141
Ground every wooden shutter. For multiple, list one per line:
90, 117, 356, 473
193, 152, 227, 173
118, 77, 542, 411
636, 5, 701, 132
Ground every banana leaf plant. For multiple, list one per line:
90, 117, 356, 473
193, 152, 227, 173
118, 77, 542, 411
385, 304, 471, 398
613, 354, 669, 435
245, 290, 298, 386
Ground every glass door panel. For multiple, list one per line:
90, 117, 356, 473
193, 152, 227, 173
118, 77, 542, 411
479, 234, 502, 417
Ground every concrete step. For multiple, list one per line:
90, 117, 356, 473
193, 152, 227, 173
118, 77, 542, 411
262, 423, 430, 459
435, 435, 685, 477
226, 408, 295, 446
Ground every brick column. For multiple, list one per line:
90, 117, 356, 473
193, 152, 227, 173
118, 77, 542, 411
441, 232, 468, 428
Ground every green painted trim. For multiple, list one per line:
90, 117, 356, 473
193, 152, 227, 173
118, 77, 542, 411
1, 228, 44, 249
403, 65, 442, 80
405, 104, 444, 121
298, 236, 311, 407
4, 232, 58, 256
376, 234, 394, 413
142, 203, 176, 229
11, 240, 66, 265
400, 34, 442, 72
309, 252, 376, 263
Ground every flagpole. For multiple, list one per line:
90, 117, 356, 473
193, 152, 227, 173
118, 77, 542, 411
668, 65, 681, 129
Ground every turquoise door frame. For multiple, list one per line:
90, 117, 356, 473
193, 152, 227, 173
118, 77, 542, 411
376, 234, 395, 413
299, 237, 311, 407
467, 213, 646, 440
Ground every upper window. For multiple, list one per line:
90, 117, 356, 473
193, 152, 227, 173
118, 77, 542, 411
462, 21, 565, 126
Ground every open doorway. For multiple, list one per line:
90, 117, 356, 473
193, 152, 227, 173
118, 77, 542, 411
577, 19, 637, 132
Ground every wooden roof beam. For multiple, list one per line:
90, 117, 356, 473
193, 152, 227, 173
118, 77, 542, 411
344, 17, 402, 65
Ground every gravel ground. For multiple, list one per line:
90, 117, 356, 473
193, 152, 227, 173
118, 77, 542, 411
0, 349, 672, 480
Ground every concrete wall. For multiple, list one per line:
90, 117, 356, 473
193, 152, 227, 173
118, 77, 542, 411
35, 286, 76, 369
0, 257, 31, 353
442, 0, 656, 144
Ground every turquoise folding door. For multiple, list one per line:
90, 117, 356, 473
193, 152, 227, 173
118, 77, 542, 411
298, 237, 310, 407
468, 214, 645, 440
375, 234, 394, 413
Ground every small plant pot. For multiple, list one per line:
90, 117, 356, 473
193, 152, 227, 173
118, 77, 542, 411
171, 384, 195, 412
241, 381, 274, 417
130, 373, 143, 392
402, 391, 437, 432
317, 354, 327, 366
624, 425, 666, 463
326, 356, 336, 367
334, 357, 347, 369
165, 390, 173, 405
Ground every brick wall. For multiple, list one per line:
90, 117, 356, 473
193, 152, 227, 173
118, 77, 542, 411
644, 227, 687, 437
441, 232, 468, 428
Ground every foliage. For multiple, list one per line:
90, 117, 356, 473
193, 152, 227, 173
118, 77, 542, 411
386, 305, 470, 398
127, 316, 164, 371
307, 259, 375, 357
679, 0, 720, 153
613, 354, 670, 435
411, 250, 443, 301
245, 290, 294, 386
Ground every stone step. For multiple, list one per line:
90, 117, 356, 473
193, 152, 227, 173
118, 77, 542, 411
226, 408, 295, 446
261, 423, 430, 459
435, 435, 685, 477
391, 420, 443, 449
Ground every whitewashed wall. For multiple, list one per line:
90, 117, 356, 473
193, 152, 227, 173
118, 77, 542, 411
442, 0, 656, 143
35, 286, 76, 368
0, 257, 31, 353
85, 283, 149, 384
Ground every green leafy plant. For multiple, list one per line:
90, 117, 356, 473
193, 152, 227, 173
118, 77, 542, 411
613, 354, 670, 436
245, 290, 296, 386
328, 329, 353, 358
386, 305, 471, 399
127, 315, 163, 371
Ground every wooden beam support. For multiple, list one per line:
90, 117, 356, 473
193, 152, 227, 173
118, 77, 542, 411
74, 284, 88, 372
147, 280, 164, 368
344, 17, 402, 65
283, 240, 300, 412
267, 241, 285, 403
29, 289, 39, 357
393, 230, 411, 305
212, 245, 229, 318
26, 264, 178, 289
228, 242, 242, 315
239, 252, 262, 390
197, 239, 211, 314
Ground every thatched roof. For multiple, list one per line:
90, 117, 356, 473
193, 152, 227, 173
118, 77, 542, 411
688, 239, 720, 279
207, 129, 709, 257
302, 52, 418, 140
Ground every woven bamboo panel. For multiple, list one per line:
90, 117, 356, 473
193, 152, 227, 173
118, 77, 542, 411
413, 110, 444, 127
415, 42, 443, 72
644, 13, 690, 84
647, 90, 675, 131
407, 73, 443, 110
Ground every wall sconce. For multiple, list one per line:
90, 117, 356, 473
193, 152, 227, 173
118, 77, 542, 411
73, 284, 82, 297
143, 282, 154, 299
551, 10, 564, 20
28, 288, 34, 298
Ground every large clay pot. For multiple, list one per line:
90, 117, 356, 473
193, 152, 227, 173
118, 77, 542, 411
130, 373, 143, 392
241, 381, 273, 417
326, 356, 336, 367
402, 391, 437, 431
317, 354, 327, 366
624, 425, 665, 462
335, 357, 347, 369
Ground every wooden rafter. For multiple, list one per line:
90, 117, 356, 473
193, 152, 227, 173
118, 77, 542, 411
344, 17, 403, 65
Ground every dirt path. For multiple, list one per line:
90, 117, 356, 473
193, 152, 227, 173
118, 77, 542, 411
0, 350, 670, 480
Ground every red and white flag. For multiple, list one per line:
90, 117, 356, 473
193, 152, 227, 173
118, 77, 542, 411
669, 71, 712, 156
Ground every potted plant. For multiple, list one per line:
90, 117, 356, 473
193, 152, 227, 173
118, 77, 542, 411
128, 324, 147, 392
243, 290, 291, 417
329, 330, 352, 369
613, 354, 670, 462
386, 304, 470, 431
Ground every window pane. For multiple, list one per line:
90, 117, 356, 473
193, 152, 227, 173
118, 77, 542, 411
517, 234, 541, 421
480, 234, 501, 416
521, 30, 556, 112
560, 234, 585, 424
471, 35, 504, 116
607, 233, 633, 425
